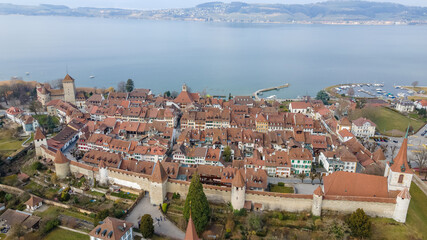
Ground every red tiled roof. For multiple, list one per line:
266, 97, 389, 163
389, 138, 412, 174
184, 215, 199, 240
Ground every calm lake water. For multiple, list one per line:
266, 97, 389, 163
0, 15, 426, 98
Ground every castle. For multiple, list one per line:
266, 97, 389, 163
34, 126, 413, 223
36, 74, 76, 106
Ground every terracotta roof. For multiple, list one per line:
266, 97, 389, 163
151, 162, 168, 183
231, 169, 245, 188
54, 150, 69, 164
89, 217, 133, 240
397, 188, 411, 200
352, 117, 376, 127
313, 186, 324, 196
63, 74, 75, 82
25, 195, 43, 207
339, 117, 351, 126
372, 148, 386, 162
184, 215, 199, 240
338, 129, 354, 138
290, 101, 311, 109
389, 137, 412, 174
323, 171, 389, 198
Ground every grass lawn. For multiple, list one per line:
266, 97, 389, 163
350, 107, 425, 136
0, 174, 18, 186
89, 190, 105, 197
44, 228, 89, 240
110, 191, 138, 200
0, 233, 6, 239
406, 182, 427, 238
0, 129, 26, 156
35, 206, 94, 223
33, 114, 60, 126
270, 184, 294, 193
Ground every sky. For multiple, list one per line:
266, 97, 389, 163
0, 0, 426, 9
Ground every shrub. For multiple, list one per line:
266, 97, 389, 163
31, 161, 45, 171
42, 218, 60, 234
233, 208, 247, 217
172, 192, 180, 199
346, 208, 371, 238
113, 209, 125, 219
162, 203, 168, 213
140, 214, 154, 238
278, 182, 285, 187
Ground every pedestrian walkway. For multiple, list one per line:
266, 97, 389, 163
125, 194, 185, 240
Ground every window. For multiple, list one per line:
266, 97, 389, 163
398, 174, 404, 184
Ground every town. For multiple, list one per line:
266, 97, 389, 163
0, 75, 426, 240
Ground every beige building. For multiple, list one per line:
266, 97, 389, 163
36, 74, 77, 105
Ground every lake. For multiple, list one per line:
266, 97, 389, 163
0, 15, 426, 98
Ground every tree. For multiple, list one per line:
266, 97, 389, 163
50, 79, 63, 89
117, 81, 126, 92
414, 148, 427, 180
247, 213, 263, 232
107, 87, 115, 93
223, 146, 232, 162
183, 173, 211, 234
298, 172, 306, 183
126, 79, 134, 92
94, 209, 110, 224
310, 172, 317, 185
347, 87, 355, 97
317, 173, 323, 184
316, 90, 330, 105
346, 208, 371, 238
390, 145, 398, 159
171, 91, 179, 98
140, 214, 154, 238
10, 224, 25, 238
29, 100, 43, 115
412, 81, 419, 89
164, 91, 171, 98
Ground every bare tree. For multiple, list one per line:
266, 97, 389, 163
414, 148, 427, 180
347, 87, 355, 97
317, 173, 323, 184
310, 172, 317, 185
390, 145, 398, 159
335, 99, 351, 117
50, 78, 63, 89
411, 81, 419, 89
298, 172, 306, 183
171, 91, 179, 98
117, 81, 126, 92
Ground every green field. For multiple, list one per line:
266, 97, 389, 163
0, 129, 26, 156
270, 184, 294, 193
43, 228, 89, 240
35, 206, 94, 223
350, 107, 425, 136
406, 182, 427, 238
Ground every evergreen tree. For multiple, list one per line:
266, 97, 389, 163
183, 173, 211, 234
140, 214, 154, 238
223, 146, 232, 162
347, 208, 371, 238
316, 90, 330, 105
126, 79, 134, 92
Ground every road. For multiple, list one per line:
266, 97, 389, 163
125, 194, 185, 240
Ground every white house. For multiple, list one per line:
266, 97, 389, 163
395, 100, 414, 113
351, 117, 376, 138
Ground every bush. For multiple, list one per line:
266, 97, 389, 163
233, 208, 247, 217
114, 209, 125, 219
162, 203, 168, 213
346, 208, 371, 238
32, 161, 45, 171
172, 192, 180, 199
277, 182, 284, 187
140, 214, 154, 238
42, 218, 60, 234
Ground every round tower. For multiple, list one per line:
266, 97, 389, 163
54, 150, 70, 179
231, 169, 246, 210
98, 160, 109, 186
392, 188, 411, 223
34, 128, 47, 157
150, 162, 168, 205
312, 186, 324, 217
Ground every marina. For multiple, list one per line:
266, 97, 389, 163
333, 83, 417, 100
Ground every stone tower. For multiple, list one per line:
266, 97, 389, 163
150, 162, 168, 205
392, 188, 411, 223
312, 186, 323, 216
62, 74, 76, 104
231, 169, 246, 210
34, 128, 47, 157
54, 150, 70, 179
384, 131, 413, 191
98, 160, 108, 186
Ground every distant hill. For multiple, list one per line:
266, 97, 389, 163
1, 1, 427, 24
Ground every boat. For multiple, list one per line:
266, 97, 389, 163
89, 75, 95, 79
395, 85, 401, 89
25, 72, 30, 75
266, 95, 277, 99
397, 93, 406, 98
376, 88, 382, 91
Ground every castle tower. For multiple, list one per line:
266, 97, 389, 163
312, 186, 324, 216
54, 150, 70, 179
184, 213, 200, 240
231, 169, 246, 210
150, 162, 168, 205
34, 128, 47, 157
62, 74, 76, 104
392, 188, 411, 223
384, 130, 413, 191
98, 160, 108, 186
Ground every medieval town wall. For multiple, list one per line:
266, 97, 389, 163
245, 191, 312, 212
322, 196, 396, 218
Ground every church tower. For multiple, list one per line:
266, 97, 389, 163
231, 169, 246, 210
384, 130, 413, 191
63, 74, 76, 104
182, 83, 188, 92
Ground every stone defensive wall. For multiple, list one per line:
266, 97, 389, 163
246, 190, 313, 212
322, 195, 396, 218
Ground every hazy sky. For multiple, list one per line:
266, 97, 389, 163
1, 0, 426, 9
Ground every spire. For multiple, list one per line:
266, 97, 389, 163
184, 214, 199, 240
34, 128, 45, 141
389, 137, 411, 174
54, 150, 69, 164
232, 169, 245, 188
151, 162, 168, 183
405, 125, 409, 138
313, 186, 324, 196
